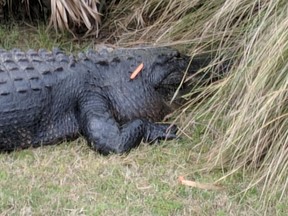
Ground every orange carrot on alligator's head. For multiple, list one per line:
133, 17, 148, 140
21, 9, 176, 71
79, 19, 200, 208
130, 63, 144, 80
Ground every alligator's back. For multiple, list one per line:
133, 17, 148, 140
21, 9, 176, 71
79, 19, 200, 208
0, 48, 83, 150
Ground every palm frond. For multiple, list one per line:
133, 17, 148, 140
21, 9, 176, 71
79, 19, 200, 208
48, 0, 101, 38
1, 0, 102, 38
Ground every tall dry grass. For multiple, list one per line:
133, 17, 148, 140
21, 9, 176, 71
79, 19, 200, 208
104, 0, 288, 206
174, 0, 288, 205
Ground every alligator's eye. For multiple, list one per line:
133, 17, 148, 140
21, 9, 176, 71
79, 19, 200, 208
159, 70, 184, 86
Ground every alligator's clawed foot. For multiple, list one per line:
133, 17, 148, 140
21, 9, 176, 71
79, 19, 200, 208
144, 122, 178, 144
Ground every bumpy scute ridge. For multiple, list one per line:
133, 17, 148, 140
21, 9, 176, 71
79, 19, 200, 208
0, 48, 78, 95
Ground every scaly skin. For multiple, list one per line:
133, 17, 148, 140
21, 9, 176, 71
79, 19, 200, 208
0, 46, 202, 154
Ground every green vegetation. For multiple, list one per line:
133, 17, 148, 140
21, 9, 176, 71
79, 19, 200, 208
0, 136, 280, 215
0, 0, 288, 214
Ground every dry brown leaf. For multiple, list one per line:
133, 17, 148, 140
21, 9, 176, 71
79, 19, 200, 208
58, 0, 80, 22
78, 3, 92, 29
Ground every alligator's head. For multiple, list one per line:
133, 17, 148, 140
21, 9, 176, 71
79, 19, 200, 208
116, 46, 209, 104
89, 46, 210, 122
142, 47, 191, 102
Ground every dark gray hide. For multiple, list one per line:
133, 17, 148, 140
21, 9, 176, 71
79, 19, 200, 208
0, 46, 203, 155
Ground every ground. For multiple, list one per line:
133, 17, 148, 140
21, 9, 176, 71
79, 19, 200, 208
0, 24, 287, 216
0, 140, 263, 215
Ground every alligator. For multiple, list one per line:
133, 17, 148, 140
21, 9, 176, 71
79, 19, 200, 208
0, 46, 209, 155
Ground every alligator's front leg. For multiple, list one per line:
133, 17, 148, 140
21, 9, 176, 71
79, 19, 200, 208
79, 94, 177, 155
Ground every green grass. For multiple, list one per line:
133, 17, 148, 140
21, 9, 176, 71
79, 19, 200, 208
0, 23, 92, 52
0, 140, 256, 215
1, 138, 286, 215
0, 23, 287, 215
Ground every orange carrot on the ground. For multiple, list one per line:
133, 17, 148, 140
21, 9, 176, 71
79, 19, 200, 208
178, 176, 224, 191
130, 63, 144, 80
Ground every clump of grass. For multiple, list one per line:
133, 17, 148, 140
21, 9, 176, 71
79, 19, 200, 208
179, 0, 288, 206
101, 0, 210, 46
